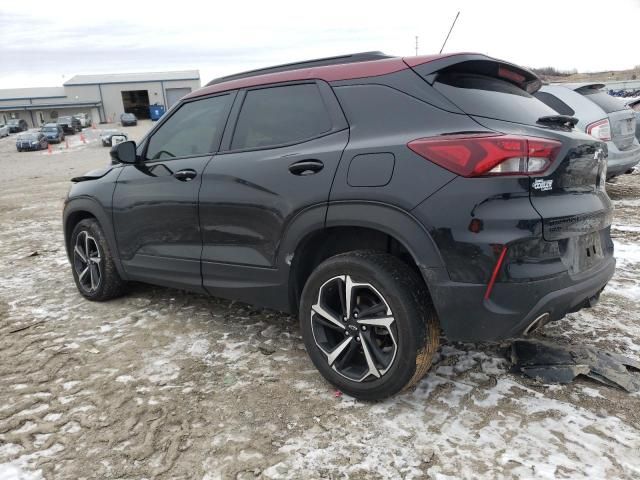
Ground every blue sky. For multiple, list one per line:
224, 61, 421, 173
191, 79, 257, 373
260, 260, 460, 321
1, 0, 638, 89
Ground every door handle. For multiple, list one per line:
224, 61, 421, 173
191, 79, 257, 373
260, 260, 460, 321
173, 169, 197, 181
288, 160, 324, 176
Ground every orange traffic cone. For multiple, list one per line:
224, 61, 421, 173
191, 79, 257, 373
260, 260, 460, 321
80, 133, 86, 144
47, 144, 52, 155
65, 139, 69, 149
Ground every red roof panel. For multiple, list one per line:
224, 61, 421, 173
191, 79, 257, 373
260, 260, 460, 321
186, 53, 471, 99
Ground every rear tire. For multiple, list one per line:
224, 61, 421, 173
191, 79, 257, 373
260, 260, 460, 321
299, 251, 440, 400
70, 218, 126, 301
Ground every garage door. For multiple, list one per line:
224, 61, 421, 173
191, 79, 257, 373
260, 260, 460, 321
166, 88, 192, 108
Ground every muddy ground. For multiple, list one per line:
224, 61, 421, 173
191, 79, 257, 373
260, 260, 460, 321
1, 122, 639, 479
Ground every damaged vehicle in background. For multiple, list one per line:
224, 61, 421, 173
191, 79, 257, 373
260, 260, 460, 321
16, 132, 47, 151
625, 97, 640, 143
74, 113, 92, 128
0, 122, 9, 137
535, 83, 640, 178
41, 123, 65, 143
57, 115, 82, 134
7, 118, 28, 133
120, 113, 137, 126
63, 52, 615, 400
100, 129, 128, 147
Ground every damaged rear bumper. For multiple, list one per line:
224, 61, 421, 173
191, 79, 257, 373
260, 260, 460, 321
423, 256, 616, 342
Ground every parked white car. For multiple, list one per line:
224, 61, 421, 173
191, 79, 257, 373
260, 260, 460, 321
0, 123, 9, 137
74, 113, 92, 128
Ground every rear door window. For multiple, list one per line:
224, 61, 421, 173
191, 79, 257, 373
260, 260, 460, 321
231, 83, 332, 150
533, 91, 576, 116
578, 89, 626, 113
146, 94, 232, 160
433, 73, 557, 125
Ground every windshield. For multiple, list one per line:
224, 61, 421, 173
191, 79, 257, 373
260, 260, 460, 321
43, 126, 58, 131
58, 116, 71, 122
18, 133, 38, 140
8, 119, 19, 125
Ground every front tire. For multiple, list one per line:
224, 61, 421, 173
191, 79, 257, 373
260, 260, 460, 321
70, 218, 126, 301
299, 251, 440, 400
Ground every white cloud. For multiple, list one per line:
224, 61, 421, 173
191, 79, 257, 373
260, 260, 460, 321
0, 0, 638, 88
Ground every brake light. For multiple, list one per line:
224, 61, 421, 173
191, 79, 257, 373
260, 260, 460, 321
407, 134, 561, 177
586, 118, 611, 141
498, 66, 525, 85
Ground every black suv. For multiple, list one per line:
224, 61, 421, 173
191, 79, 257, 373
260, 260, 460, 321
57, 116, 82, 134
7, 118, 28, 133
63, 52, 615, 400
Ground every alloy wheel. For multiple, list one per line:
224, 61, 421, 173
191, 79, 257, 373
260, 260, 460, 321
73, 231, 102, 293
310, 275, 398, 382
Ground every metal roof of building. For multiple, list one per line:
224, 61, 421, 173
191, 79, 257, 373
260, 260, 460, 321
0, 100, 102, 112
0, 87, 66, 101
64, 70, 200, 85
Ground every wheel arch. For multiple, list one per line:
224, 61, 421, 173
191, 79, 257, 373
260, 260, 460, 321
285, 201, 445, 314
63, 197, 127, 279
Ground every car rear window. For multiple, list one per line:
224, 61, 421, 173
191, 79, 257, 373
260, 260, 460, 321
231, 83, 332, 150
533, 91, 576, 116
578, 89, 626, 113
433, 73, 557, 125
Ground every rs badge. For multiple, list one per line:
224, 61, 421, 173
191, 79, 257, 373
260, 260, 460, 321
532, 179, 553, 191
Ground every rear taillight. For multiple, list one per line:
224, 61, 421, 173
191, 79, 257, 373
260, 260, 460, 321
407, 134, 561, 177
586, 118, 611, 141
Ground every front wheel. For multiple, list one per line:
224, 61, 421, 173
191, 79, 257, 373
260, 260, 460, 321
299, 251, 440, 400
70, 218, 126, 301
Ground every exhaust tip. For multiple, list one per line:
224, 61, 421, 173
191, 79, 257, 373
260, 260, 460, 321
523, 313, 550, 336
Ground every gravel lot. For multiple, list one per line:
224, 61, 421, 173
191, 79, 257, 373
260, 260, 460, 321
1, 122, 639, 479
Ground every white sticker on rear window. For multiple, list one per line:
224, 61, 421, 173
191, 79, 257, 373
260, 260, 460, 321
532, 179, 553, 191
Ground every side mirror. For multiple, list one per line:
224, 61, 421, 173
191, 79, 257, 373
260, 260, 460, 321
110, 140, 138, 164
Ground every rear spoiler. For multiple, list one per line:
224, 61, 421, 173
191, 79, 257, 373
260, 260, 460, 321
559, 82, 606, 92
404, 53, 542, 94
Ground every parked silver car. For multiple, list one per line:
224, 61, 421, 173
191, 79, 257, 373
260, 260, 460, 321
536, 83, 639, 178
625, 98, 640, 143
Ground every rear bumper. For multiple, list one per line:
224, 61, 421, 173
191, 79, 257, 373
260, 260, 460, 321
606, 140, 640, 178
423, 255, 615, 342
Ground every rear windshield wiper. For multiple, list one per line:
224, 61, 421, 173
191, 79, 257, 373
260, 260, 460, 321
537, 115, 579, 128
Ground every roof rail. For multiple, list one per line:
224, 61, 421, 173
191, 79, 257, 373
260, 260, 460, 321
206, 51, 392, 86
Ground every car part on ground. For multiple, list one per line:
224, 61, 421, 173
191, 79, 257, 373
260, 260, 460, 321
536, 83, 640, 178
63, 52, 616, 399
511, 339, 640, 393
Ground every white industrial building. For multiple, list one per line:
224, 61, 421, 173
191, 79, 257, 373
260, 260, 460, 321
0, 70, 201, 127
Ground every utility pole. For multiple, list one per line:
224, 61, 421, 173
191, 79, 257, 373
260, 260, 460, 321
415, 36, 419, 56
